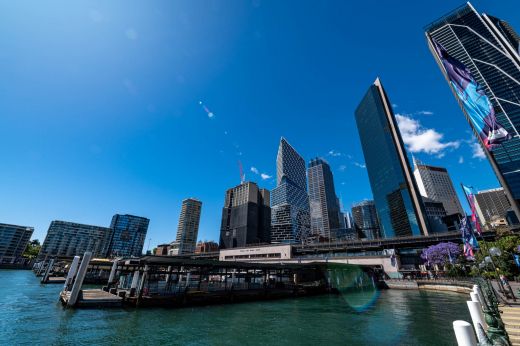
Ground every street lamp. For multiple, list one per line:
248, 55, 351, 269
489, 247, 502, 257
486, 247, 507, 296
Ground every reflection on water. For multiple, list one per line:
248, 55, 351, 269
1, 270, 470, 346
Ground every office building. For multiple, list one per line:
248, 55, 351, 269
413, 159, 464, 216
308, 158, 340, 239
355, 78, 430, 238
351, 200, 381, 240
39, 221, 112, 258
426, 3, 520, 219
422, 197, 449, 233
174, 198, 202, 255
195, 241, 219, 254
219, 182, 271, 249
474, 187, 512, 225
106, 214, 150, 257
0, 223, 34, 263
270, 138, 310, 243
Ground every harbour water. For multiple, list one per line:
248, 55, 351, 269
1, 270, 471, 345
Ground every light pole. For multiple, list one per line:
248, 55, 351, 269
489, 246, 516, 301
485, 248, 507, 296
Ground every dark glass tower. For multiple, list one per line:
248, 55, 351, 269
107, 214, 150, 257
425, 2, 520, 218
270, 137, 310, 243
308, 158, 340, 239
351, 200, 380, 240
219, 182, 271, 249
355, 78, 430, 238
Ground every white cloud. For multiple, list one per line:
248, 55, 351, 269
328, 150, 342, 157
354, 162, 366, 169
251, 166, 272, 180
471, 143, 486, 159
125, 28, 138, 40
338, 165, 347, 172
415, 110, 434, 116
458, 156, 464, 164
396, 113, 460, 156
392, 103, 398, 108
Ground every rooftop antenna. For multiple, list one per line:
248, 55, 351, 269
238, 160, 245, 184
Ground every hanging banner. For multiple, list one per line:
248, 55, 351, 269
432, 39, 511, 150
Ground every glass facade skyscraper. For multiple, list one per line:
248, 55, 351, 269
308, 158, 340, 239
270, 137, 310, 243
351, 200, 380, 240
107, 214, 149, 257
355, 78, 430, 238
425, 2, 520, 218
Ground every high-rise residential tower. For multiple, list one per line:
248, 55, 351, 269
355, 78, 430, 238
413, 159, 464, 216
351, 200, 380, 240
173, 198, 202, 255
106, 214, 150, 257
0, 223, 33, 263
270, 137, 310, 243
219, 181, 271, 249
308, 158, 340, 239
39, 221, 112, 258
425, 2, 520, 219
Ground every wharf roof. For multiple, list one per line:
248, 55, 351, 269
119, 255, 324, 271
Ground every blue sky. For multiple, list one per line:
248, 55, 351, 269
1, 1, 518, 247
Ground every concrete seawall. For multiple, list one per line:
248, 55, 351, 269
385, 279, 473, 294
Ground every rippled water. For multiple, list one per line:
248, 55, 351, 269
0, 270, 471, 345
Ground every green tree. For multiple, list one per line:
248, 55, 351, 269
474, 235, 520, 278
23, 239, 41, 259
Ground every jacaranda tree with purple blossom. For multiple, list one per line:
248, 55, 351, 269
421, 242, 461, 266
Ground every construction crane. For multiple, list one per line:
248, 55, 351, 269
238, 160, 245, 184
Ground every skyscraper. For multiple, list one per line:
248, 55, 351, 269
413, 159, 464, 216
173, 198, 202, 255
474, 187, 512, 225
355, 78, 430, 238
39, 221, 112, 259
107, 214, 150, 257
0, 223, 33, 264
351, 200, 380, 240
308, 158, 340, 239
425, 2, 520, 219
219, 181, 271, 249
270, 137, 310, 243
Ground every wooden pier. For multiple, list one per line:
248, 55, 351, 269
60, 289, 123, 307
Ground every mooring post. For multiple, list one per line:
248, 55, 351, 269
130, 270, 140, 297
469, 292, 480, 304
36, 260, 46, 276
67, 252, 93, 307
63, 256, 80, 292
473, 285, 485, 306
467, 301, 487, 339
41, 258, 55, 283
107, 260, 118, 287
186, 272, 191, 288
453, 320, 477, 346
